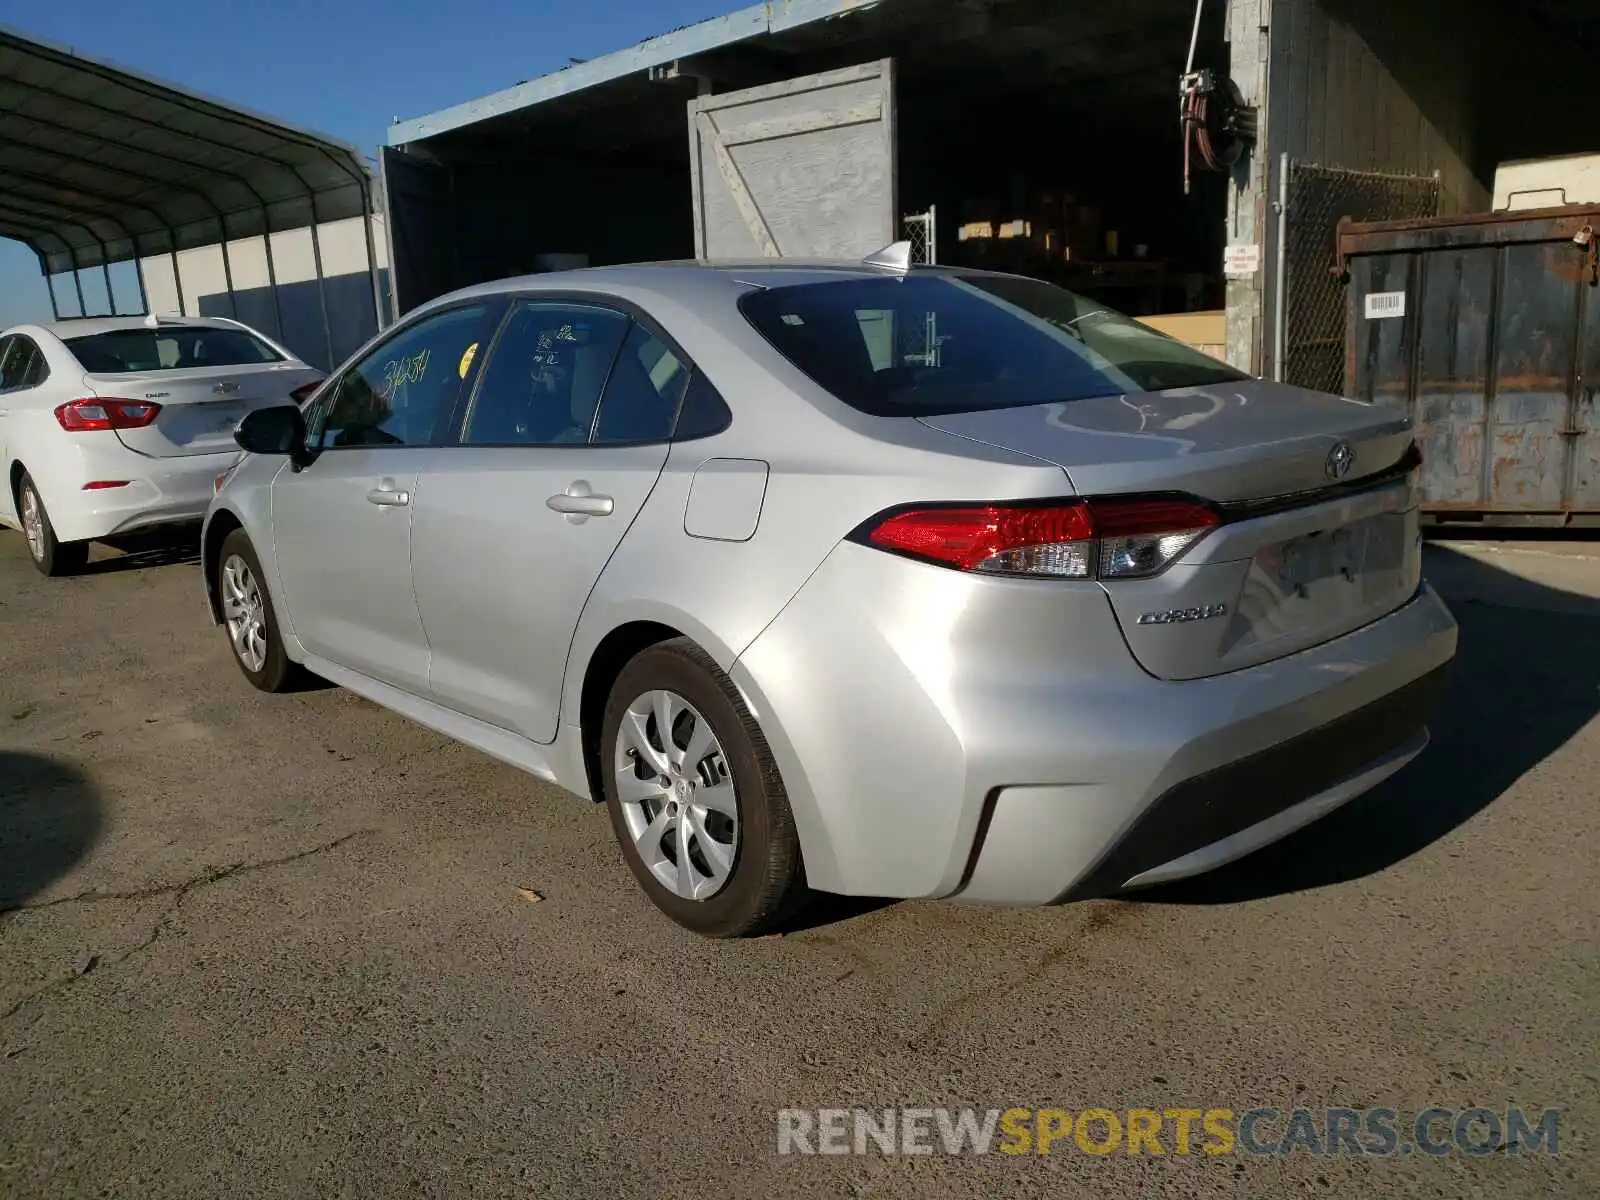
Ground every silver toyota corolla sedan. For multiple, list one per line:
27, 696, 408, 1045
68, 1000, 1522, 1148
202, 251, 1457, 937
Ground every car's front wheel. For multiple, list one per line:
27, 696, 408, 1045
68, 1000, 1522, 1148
17, 472, 88, 577
601, 638, 807, 937
217, 528, 301, 692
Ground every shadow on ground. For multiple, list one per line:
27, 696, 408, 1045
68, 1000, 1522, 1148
777, 892, 897, 936
1424, 525, 1600, 546
82, 527, 202, 576
1139, 545, 1600, 905
0, 753, 102, 909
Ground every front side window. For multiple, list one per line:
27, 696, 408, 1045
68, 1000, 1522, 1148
463, 302, 631, 446
63, 326, 283, 374
739, 273, 1248, 417
311, 304, 491, 449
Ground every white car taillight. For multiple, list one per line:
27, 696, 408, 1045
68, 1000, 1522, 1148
858, 497, 1220, 581
55, 397, 163, 431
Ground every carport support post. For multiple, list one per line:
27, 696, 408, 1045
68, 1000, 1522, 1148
134, 256, 150, 316
102, 261, 116, 316
45, 274, 62, 321
307, 212, 336, 371
71, 267, 87, 319
170, 249, 186, 316
218, 222, 239, 319
261, 227, 286, 341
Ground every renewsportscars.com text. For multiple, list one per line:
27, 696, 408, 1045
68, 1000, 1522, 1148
776, 1106, 1561, 1158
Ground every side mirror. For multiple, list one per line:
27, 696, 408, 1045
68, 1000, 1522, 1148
235, 404, 313, 467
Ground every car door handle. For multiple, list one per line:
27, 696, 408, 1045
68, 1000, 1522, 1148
546, 480, 614, 520
366, 479, 411, 507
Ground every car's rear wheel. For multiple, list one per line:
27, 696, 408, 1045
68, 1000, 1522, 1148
601, 638, 806, 938
17, 472, 88, 578
217, 528, 301, 692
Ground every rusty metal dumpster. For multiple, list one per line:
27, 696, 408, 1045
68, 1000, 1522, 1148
1336, 204, 1600, 525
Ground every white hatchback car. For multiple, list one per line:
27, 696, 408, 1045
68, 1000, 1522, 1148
0, 314, 322, 575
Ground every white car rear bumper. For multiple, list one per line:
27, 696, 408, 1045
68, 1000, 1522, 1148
37, 440, 242, 543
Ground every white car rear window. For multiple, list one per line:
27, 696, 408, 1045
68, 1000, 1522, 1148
64, 328, 283, 374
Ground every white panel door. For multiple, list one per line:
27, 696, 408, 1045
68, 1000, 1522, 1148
688, 59, 897, 261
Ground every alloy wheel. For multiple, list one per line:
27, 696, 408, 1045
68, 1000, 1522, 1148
220, 554, 269, 673
20, 485, 43, 563
613, 689, 739, 901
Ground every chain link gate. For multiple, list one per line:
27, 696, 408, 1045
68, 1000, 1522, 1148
900, 205, 941, 365
902, 204, 936, 266
1277, 162, 1440, 394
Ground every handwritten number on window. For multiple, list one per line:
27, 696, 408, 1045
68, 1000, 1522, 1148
378, 347, 431, 399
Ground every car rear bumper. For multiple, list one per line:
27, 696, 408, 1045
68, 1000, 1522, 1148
967, 669, 1446, 904
731, 541, 1458, 903
40, 443, 241, 543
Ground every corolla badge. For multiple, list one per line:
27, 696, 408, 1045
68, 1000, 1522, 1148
1137, 603, 1228, 626
1326, 441, 1356, 480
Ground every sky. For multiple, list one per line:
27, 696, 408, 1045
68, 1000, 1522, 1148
0, 0, 734, 329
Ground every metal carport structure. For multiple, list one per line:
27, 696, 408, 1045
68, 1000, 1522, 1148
0, 23, 382, 342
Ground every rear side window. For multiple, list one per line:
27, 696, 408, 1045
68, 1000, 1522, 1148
673, 371, 731, 440
739, 274, 1247, 417
464, 302, 632, 446
591, 322, 691, 445
64, 327, 283, 374
0, 336, 48, 391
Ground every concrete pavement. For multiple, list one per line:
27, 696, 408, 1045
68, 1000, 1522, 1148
1, 530, 1596, 1198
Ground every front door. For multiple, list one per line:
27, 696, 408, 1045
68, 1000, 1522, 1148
272, 301, 498, 694
410, 298, 687, 742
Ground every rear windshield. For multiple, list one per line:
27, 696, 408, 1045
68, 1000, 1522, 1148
738, 273, 1248, 417
64, 327, 284, 374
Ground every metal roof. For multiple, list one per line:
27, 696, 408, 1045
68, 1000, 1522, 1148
0, 24, 375, 275
388, 0, 887, 146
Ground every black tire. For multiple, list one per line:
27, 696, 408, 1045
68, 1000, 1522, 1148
17, 472, 88, 577
601, 637, 807, 938
216, 528, 303, 693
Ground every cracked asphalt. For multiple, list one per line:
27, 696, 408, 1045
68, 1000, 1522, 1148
1, 529, 1597, 1199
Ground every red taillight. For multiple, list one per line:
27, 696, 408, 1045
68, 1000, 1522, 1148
290, 379, 324, 406
868, 504, 1097, 576
55, 398, 162, 432
82, 480, 131, 490
860, 497, 1220, 580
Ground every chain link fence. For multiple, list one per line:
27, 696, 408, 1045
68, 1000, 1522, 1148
1281, 163, 1440, 394
902, 206, 936, 265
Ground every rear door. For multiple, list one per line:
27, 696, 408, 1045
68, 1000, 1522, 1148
272, 301, 499, 694
62, 324, 321, 458
409, 297, 686, 742
688, 59, 897, 259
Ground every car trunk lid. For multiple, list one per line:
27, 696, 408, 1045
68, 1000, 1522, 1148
919, 380, 1424, 679
82, 363, 323, 457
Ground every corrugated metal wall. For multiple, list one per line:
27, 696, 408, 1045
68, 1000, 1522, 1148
1270, 0, 1485, 214
137, 215, 389, 372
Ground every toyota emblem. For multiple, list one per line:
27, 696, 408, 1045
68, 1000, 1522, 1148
1326, 442, 1356, 480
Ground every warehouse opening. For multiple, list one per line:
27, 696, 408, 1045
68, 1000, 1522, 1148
383, 0, 1244, 358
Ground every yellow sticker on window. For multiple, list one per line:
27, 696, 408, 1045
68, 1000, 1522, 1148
458, 342, 479, 378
